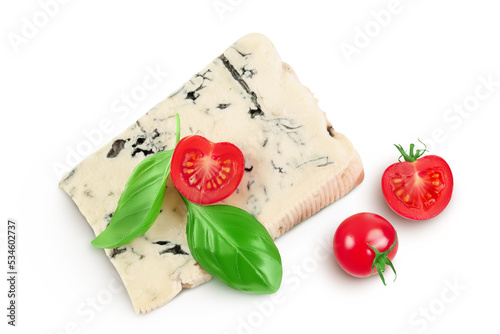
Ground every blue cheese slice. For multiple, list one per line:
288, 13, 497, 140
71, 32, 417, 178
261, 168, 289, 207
59, 33, 364, 313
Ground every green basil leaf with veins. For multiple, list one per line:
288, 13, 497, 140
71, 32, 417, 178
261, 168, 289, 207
92, 114, 180, 249
91, 149, 174, 248
183, 198, 283, 294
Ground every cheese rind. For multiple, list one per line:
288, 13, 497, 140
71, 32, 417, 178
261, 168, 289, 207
60, 33, 364, 313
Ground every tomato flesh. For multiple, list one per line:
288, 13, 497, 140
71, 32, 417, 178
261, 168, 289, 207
382, 155, 453, 220
391, 167, 445, 210
333, 213, 398, 279
171, 136, 244, 205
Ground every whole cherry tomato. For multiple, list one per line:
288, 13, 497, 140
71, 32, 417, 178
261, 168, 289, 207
333, 212, 398, 285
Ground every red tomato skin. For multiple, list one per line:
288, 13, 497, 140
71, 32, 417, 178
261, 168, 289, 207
171, 135, 245, 205
381, 155, 453, 220
333, 213, 398, 278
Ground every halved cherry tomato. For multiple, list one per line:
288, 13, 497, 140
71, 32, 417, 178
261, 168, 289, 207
333, 213, 398, 285
381, 143, 453, 220
171, 135, 244, 205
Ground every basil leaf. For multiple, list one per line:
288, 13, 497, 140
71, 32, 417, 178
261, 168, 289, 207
92, 114, 180, 249
184, 199, 283, 294
91, 149, 174, 248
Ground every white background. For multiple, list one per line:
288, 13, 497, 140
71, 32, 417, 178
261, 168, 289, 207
2, 1, 500, 333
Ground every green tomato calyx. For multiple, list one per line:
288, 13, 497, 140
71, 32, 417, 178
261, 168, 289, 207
395, 140, 428, 162
367, 235, 398, 286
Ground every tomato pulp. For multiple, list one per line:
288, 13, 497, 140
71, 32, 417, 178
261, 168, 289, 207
171, 135, 245, 205
333, 213, 398, 285
382, 144, 453, 220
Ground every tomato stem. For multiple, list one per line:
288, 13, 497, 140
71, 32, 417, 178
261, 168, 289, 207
395, 140, 428, 162
367, 235, 398, 286
175, 113, 181, 145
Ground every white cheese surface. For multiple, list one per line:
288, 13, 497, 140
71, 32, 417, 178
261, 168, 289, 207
59, 33, 364, 313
